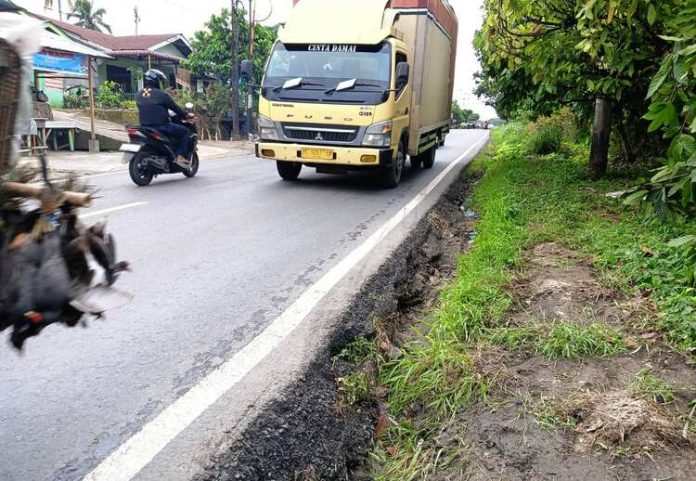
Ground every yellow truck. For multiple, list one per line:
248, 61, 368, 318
254, 0, 458, 188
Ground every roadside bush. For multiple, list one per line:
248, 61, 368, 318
96, 80, 124, 109
63, 90, 88, 109
526, 122, 562, 155
200, 82, 231, 117
525, 109, 577, 156
622, 6, 696, 215
122, 100, 137, 111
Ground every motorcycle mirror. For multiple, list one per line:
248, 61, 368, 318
185, 102, 194, 110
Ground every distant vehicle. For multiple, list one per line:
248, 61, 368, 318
120, 103, 200, 186
254, 0, 458, 188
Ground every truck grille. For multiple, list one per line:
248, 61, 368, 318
282, 124, 358, 143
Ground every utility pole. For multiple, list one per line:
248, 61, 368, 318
230, 0, 241, 137
134, 7, 141, 36
44, 0, 63, 20
87, 57, 100, 153
247, 0, 255, 136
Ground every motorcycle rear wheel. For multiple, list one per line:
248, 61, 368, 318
183, 152, 199, 178
129, 153, 154, 186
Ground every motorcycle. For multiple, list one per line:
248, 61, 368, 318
120, 102, 200, 186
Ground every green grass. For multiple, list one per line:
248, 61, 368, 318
339, 336, 378, 364
371, 123, 696, 479
485, 323, 626, 359
522, 393, 578, 430
337, 372, 370, 406
630, 368, 676, 404
534, 323, 626, 359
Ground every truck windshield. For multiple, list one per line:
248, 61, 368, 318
263, 42, 392, 104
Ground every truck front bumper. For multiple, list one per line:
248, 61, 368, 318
255, 142, 394, 169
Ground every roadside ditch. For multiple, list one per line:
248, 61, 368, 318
193, 169, 481, 481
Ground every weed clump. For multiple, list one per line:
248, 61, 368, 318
535, 323, 626, 359
525, 108, 577, 156
339, 337, 377, 364
337, 372, 371, 406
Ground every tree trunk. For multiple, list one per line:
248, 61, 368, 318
589, 98, 612, 178
616, 119, 636, 164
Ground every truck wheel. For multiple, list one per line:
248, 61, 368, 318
411, 145, 436, 170
380, 142, 405, 188
421, 146, 436, 169
277, 161, 302, 181
410, 154, 423, 169
129, 153, 153, 186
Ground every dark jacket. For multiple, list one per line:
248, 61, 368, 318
136, 88, 186, 127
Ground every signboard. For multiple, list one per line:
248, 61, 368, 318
308, 44, 358, 53
33, 48, 88, 76
286, 44, 384, 54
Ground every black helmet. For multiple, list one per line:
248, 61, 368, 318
144, 69, 167, 89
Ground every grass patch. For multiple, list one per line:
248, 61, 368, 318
339, 336, 378, 364
630, 368, 676, 404
371, 124, 696, 479
485, 323, 626, 359
337, 372, 370, 406
522, 393, 578, 430
381, 346, 489, 424
534, 323, 626, 359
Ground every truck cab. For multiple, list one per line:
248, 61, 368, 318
255, 0, 457, 188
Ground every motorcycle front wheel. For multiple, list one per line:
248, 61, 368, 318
129, 152, 154, 186
183, 152, 199, 178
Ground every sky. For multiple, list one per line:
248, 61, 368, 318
16, 0, 497, 119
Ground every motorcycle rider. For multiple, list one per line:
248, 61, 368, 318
136, 69, 192, 169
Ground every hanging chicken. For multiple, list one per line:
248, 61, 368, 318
0, 13, 132, 351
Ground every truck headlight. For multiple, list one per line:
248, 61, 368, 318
363, 121, 393, 147
258, 115, 279, 141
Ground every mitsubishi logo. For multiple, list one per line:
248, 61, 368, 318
315, 132, 324, 141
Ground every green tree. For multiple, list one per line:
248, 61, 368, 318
451, 100, 480, 124
475, 0, 682, 177
67, 0, 111, 34
183, 9, 278, 86
625, 5, 696, 214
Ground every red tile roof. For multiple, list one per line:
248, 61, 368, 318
52, 18, 176, 50
109, 50, 184, 62
35, 15, 181, 52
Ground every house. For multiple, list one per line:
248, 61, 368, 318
27, 12, 195, 107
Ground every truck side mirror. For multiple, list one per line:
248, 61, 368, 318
396, 62, 410, 89
240, 60, 253, 82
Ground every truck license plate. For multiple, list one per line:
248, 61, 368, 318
301, 148, 334, 160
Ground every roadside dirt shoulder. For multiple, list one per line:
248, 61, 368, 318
192, 170, 480, 481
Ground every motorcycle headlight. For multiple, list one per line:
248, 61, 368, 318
363, 121, 393, 147
258, 115, 279, 140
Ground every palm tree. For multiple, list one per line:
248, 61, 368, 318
67, 0, 112, 34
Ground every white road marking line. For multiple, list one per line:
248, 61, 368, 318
80, 202, 147, 220
81, 136, 489, 481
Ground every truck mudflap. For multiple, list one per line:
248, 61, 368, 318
255, 142, 394, 168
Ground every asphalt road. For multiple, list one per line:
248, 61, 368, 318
0, 129, 489, 481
